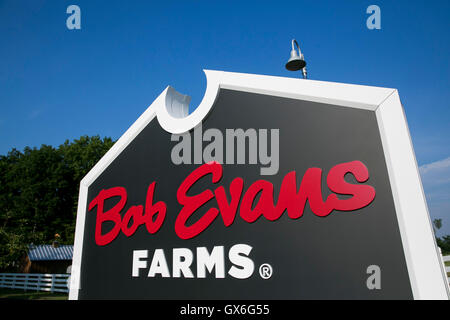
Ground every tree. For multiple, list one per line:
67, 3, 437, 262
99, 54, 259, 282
432, 219, 450, 255
433, 218, 442, 233
0, 228, 27, 272
0, 135, 114, 271
58, 135, 114, 242
437, 236, 450, 255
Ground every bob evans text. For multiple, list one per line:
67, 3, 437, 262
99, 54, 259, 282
88, 160, 376, 245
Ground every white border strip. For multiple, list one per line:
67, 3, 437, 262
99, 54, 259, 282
376, 91, 450, 299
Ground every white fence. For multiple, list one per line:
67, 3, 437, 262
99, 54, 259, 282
443, 255, 450, 285
0, 273, 70, 293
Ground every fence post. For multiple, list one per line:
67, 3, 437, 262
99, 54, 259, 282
51, 274, 55, 293
37, 274, 41, 292
24, 274, 28, 292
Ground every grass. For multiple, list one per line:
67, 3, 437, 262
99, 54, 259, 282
0, 288, 68, 300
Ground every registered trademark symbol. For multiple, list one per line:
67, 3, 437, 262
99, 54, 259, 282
259, 263, 273, 279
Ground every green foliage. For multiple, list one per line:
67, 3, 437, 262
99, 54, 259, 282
0, 228, 27, 271
433, 218, 442, 232
0, 135, 114, 272
437, 236, 450, 256
434, 219, 450, 255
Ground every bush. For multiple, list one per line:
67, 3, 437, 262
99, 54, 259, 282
437, 236, 450, 255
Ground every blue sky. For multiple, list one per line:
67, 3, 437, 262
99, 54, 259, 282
0, 0, 449, 235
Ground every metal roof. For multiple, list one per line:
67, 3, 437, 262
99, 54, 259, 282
28, 245, 73, 261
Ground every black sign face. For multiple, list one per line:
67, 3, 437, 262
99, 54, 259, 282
78, 89, 413, 299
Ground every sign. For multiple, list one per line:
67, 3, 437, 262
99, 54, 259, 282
69, 70, 450, 299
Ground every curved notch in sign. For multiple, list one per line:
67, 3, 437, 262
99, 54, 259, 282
165, 87, 190, 119
156, 70, 223, 134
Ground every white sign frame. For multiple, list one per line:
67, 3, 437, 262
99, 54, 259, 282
69, 70, 450, 300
